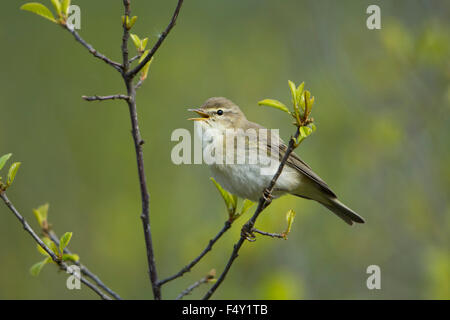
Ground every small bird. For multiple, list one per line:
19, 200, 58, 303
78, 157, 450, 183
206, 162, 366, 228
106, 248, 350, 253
189, 97, 365, 225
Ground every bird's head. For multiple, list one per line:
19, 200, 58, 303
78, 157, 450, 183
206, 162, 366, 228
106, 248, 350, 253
188, 97, 247, 130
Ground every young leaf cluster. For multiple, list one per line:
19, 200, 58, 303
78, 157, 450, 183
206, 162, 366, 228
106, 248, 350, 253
30, 204, 79, 276
0, 154, 21, 192
20, 0, 72, 26
258, 80, 317, 147
281, 209, 296, 239
210, 178, 254, 222
122, 15, 138, 30
130, 33, 153, 81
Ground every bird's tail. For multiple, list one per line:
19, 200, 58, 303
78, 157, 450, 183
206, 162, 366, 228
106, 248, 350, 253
319, 198, 365, 226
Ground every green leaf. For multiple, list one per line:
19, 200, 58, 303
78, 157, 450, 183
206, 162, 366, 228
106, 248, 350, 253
20, 3, 57, 23
37, 243, 49, 256
7, 162, 21, 187
59, 232, 72, 252
42, 237, 53, 248
231, 199, 255, 221
50, 0, 61, 15
139, 50, 153, 81
42, 237, 59, 256
288, 80, 298, 106
296, 83, 305, 113
303, 90, 313, 116
130, 33, 141, 50
62, 253, 79, 262
140, 58, 153, 81
128, 16, 138, 29
0, 153, 12, 171
33, 203, 49, 227
309, 95, 315, 106
61, 0, 71, 16
210, 177, 237, 216
292, 135, 305, 147
283, 209, 296, 238
30, 258, 50, 276
296, 82, 305, 103
299, 91, 306, 111
50, 242, 60, 256
141, 37, 148, 51
310, 123, 317, 132
299, 126, 312, 138
258, 99, 290, 114
230, 194, 238, 212
240, 199, 255, 216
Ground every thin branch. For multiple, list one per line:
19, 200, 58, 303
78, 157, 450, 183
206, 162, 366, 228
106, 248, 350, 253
158, 220, 232, 286
129, 54, 142, 64
121, 1, 131, 73
134, 79, 144, 91
126, 0, 184, 79
0, 192, 111, 300
124, 83, 161, 299
252, 228, 285, 239
121, 0, 160, 300
15, 0, 187, 301
63, 24, 123, 72
47, 231, 122, 300
202, 127, 301, 300
176, 271, 216, 300
82, 94, 130, 102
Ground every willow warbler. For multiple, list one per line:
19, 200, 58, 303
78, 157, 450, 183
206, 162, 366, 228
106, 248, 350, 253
189, 97, 365, 225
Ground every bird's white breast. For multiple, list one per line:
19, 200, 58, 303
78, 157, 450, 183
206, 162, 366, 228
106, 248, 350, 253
197, 125, 302, 201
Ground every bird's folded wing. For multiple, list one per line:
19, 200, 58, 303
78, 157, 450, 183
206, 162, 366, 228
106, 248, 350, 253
277, 141, 337, 198
243, 120, 336, 198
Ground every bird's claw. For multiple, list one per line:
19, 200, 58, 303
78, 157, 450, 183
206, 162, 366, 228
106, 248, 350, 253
263, 189, 272, 204
241, 223, 256, 242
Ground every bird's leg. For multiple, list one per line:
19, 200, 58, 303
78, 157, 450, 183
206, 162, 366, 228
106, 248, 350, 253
241, 189, 275, 241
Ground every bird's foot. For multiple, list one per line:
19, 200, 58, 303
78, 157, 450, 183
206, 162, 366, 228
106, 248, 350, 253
262, 189, 272, 206
241, 223, 256, 242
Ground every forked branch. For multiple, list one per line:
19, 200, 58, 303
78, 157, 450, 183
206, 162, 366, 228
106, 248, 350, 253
0, 192, 112, 300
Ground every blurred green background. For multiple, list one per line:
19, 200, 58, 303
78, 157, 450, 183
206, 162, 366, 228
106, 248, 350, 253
0, 0, 448, 299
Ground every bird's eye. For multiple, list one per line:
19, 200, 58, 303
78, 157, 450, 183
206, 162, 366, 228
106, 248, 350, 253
217, 109, 223, 115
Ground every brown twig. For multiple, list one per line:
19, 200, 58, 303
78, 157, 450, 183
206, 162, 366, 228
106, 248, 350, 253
63, 24, 122, 72
134, 78, 144, 91
176, 270, 216, 300
118, 0, 184, 300
19, 0, 186, 301
129, 54, 142, 64
65, 0, 184, 300
202, 127, 301, 300
47, 231, 122, 300
126, 0, 184, 79
82, 94, 130, 102
118, 0, 185, 300
158, 220, 232, 286
252, 228, 285, 239
0, 192, 111, 300
120, 0, 161, 298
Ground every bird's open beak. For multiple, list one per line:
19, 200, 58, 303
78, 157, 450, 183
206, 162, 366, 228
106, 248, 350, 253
188, 108, 210, 121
